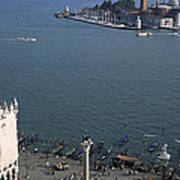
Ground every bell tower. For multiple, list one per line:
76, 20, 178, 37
140, 0, 148, 11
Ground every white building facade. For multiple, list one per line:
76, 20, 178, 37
0, 99, 18, 180
160, 18, 173, 27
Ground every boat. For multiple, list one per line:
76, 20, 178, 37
144, 134, 157, 138
122, 135, 128, 143
149, 147, 155, 152
148, 140, 159, 152
97, 140, 104, 153
71, 150, 84, 160
54, 12, 64, 18
136, 32, 153, 37
98, 154, 107, 161
76, 151, 84, 159
52, 144, 64, 154
59, 145, 76, 157
17, 37, 37, 42
175, 139, 180, 144
106, 146, 112, 155
65, 147, 76, 157
117, 135, 128, 146
52, 140, 65, 154
152, 141, 159, 147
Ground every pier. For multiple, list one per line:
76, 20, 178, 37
66, 16, 140, 30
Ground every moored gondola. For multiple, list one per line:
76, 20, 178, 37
58, 144, 76, 157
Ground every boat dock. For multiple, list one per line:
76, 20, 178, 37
64, 16, 140, 30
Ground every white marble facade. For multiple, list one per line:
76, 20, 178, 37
0, 99, 18, 180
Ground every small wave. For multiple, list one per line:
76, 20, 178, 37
166, 32, 180, 37
144, 134, 157, 138
167, 32, 179, 36
154, 32, 180, 37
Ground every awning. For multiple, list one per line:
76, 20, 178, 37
116, 155, 138, 162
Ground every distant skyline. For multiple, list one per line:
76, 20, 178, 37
0, 0, 176, 10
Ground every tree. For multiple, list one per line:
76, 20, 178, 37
100, 0, 113, 11
94, 4, 99, 9
99, 0, 136, 13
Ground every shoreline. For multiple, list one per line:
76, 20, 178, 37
66, 16, 140, 30
19, 149, 163, 180
55, 14, 180, 31
18, 131, 180, 180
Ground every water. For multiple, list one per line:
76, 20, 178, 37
0, 0, 180, 167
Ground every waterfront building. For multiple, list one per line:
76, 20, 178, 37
121, 0, 180, 29
78, 0, 180, 29
175, 12, 180, 26
160, 17, 173, 27
0, 99, 18, 180
169, 0, 179, 6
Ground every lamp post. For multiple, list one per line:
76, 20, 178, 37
158, 144, 171, 180
81, 136, 93, 180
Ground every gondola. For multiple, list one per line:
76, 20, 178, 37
59, 145, 76, 157
117, 135, 128, 146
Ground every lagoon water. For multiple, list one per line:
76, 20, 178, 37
0, 0, 180, 166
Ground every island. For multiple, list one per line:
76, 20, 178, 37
54, 0, 180, 30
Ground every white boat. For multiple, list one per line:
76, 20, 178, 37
175, 139, 180, 144
136, 32, 153, 37
144, 134, 157, 138
17, 37, 37, 42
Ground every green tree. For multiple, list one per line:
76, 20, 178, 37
100, 0, 113, 11
99, 0, 136, 13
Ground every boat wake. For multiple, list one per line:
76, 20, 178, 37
154, 32, 180, 37
17, 37, 37, 42
167, 32, 180, 37
144, 134, 157, 138
0, 38, 17, 42
0, 37, 37, 43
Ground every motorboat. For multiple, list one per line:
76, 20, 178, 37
136, 32, 153, 37
17, 37, 37, 42
59, 144, 76, 157
144, 134, 157, 138
175, 139, 180, 144
54, 12, 64, 18
117, 135, 128, 146
148, 140, 159, 152
52, 144, 64, 154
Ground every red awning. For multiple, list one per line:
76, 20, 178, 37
116, 155, 138, 162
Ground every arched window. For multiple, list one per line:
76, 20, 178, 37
12, 168, 16, 180
1, 175, 5, 180
6, 171, 10, 180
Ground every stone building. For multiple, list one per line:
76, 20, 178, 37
120, 0, 180, 28
0, 98, 18, 180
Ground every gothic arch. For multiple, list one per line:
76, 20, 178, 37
0, 175, 5, 180
12, 168, 16, 180
6, 171, 10, 180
